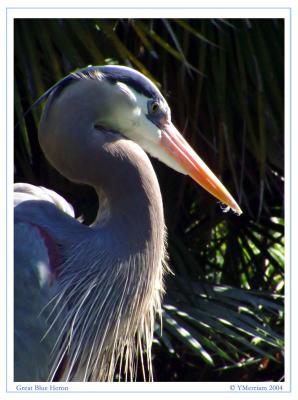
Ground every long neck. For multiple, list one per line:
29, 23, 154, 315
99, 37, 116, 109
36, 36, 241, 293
34, 78, 167, 380
92, 146, 165, 260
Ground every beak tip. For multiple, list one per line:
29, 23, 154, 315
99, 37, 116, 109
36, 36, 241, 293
232, 203, 243, 216
221, 201, 242, 216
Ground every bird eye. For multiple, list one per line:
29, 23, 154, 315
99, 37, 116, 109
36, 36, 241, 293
149, 101, 160, 114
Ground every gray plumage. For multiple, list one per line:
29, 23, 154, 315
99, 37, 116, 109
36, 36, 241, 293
15, 66, 168, 382
15, 65, 241, 382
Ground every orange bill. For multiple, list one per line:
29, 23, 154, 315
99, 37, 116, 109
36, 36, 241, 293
160, 122, 242, 215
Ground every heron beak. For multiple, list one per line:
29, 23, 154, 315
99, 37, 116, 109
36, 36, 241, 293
160, 122, 242, 215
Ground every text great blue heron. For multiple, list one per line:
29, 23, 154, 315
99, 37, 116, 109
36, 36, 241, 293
14, 65, 242, 382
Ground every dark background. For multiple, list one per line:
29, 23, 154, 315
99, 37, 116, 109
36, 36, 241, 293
14, 18, 284, 381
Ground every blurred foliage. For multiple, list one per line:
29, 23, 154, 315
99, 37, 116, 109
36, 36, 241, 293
14, 18, 284, 382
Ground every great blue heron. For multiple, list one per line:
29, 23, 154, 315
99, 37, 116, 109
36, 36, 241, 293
14, 65, 242, 382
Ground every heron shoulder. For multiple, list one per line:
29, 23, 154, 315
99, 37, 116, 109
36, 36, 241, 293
14, 183, 75, 217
